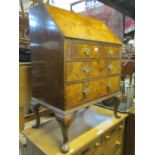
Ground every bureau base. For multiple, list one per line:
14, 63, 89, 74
31, 94, 123, 154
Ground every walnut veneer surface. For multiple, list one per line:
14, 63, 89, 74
29, 4, 122, 112
45, 5, 121, 44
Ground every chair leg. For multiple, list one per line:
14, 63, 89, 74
31, 102, 40, 128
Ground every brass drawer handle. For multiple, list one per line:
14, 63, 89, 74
107, 83, 112, 89
108, 50, 114, 56
83, 48, 90, 56
107, 64, 113, 70
105, 135, 110, 140
115, 140, 121, 147
95, 142, 100, 147
119, 125, 123, 129
82, 88, 89, 96
83, 66, 90, 73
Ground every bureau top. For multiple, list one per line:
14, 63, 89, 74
29, 3, 121, 45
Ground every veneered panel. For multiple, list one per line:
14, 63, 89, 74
66, 60, 121, 82
29, 4, 65, 110
44, 4, 121, 44
66, 76, 120, 109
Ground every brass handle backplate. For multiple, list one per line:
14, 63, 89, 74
95, 142, 100, 147
119, 125, 123, 129
107, 83, 112, 89
83, 48, 90, 56
83, 66, 90, 73
107, 64, 113, 70
115, 140, 121, 147
108, 50, 114, 56
82, 88, 89, 96
105, 135, 110, 140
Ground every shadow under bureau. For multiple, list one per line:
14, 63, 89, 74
29, 3, 122, 153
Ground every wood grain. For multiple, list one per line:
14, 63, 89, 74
19, 63, 31, 108
70, 42, 121, 59
29, 4, 65, 110
45, 4, 121, 44
29, 4, 122, 113
66, 76, 120, 109
66, 60, 121, 82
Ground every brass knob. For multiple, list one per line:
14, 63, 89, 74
83, 48, 90, 56
105, 135, 110, 140
82, 88, 89, 96
119, 125, 123, 129
95, 142, 100, 147
108, 50, 114, 56
107, 83, 112, 89
115, 141, 121, 146
83, 66, 90, 73
107, 64, 113, 70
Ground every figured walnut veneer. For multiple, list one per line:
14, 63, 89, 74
29, 4, 122, 112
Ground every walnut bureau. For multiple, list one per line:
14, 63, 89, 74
29, 3, 122, 153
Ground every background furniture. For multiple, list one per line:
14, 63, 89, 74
19, 63, 53, 131
19, 63, 32, 131
21, 106, 128, 155
123, 107, 135, 155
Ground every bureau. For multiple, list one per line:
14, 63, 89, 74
29, 3, 122, 153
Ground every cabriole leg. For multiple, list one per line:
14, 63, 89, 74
55, 113, 74, 153
113, 96, 121, 118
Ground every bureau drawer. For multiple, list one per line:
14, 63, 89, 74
66, 60, 121, 82
70, 43, 101, 58
66, 76, 120, 109
106, 76, 120, 94
101, 46, 121, 59
70, 43, 120, 59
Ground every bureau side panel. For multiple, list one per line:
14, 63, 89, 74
29, 4, 65, 110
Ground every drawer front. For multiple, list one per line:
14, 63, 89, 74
66, 60, 121, 82
70, 43, 120, 59
71, 43, 101, 58
66, 76, 120, 109
106, 76, 120, 94
91, 132, 123, 155
102, 134, 122, 155
101, 46, 121, 59
75, 137, 101, 155
90, 124, 124, 155
101, 122, 124, 145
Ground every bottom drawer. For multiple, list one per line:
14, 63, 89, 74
66, 76, 120, 109
92, 133, 122, 155
90, 122, 124, 155
75, 137, 101, 155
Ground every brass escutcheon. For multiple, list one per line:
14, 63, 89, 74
83, 65, 90, 73
108, 50, 114, 56
83, 48, 90, 56
82, 88, 89, 96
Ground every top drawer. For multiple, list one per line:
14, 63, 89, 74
70, 43, 120, 59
